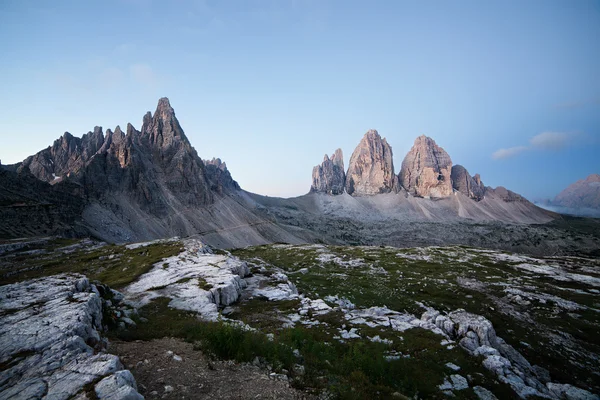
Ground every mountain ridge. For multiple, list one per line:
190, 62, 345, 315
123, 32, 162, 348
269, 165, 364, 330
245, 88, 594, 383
3, 97, 590, 256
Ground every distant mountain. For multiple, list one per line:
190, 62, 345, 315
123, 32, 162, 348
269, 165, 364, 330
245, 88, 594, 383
545, 174, 600, 217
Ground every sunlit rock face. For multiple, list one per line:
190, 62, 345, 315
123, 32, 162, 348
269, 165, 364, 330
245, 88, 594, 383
345, 130, 398, 196
399, 135, 453, 198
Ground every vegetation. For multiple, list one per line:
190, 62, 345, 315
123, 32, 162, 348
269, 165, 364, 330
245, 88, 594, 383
0, 238, 183, 287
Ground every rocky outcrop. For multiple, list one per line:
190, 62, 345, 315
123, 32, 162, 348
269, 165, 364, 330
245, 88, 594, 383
485, 186, 525, 202
0, 274, 142, 399
123, 239, 250, 320
311, 149, 345, 195
553, 174, 600, 210
419, 309, 597, 399
203, 158, 241, 194
451, 165, 485, 201
399, 135, 453, 198
345, 130, 397, 195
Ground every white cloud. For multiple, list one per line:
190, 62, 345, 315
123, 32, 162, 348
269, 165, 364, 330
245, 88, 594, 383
492, 131, 579, 160
492, 146, 528, 160
529, 131, 569, 150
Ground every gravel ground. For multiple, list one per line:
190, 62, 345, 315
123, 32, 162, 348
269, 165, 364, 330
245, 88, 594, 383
109, 337, 314, 400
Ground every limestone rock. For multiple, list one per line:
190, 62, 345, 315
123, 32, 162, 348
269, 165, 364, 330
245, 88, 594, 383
0, 274, 141, 400
399, 135, 453, 198
345, 130, 397, 195
311, 148, 346, 195
451, 165, 485, 201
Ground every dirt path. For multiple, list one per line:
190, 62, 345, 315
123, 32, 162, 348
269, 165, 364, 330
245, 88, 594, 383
109, 337, 314, 399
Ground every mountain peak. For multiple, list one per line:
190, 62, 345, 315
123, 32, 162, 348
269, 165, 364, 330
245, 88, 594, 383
155, 97, 174, 116
345, 130, 397, 195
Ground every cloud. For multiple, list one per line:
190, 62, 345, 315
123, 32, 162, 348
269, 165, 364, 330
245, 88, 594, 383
492, 131, 579, 160
129, 64, 157, 87
492, 146, 528, 160
529, 132, 569, 150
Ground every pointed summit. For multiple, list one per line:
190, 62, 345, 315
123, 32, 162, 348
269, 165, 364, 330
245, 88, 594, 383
142, 97, 189, 151
345, 130, 397, 195
399, 135, 453, 198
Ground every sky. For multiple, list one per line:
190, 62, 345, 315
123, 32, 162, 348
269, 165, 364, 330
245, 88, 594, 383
0, 0, 599, 200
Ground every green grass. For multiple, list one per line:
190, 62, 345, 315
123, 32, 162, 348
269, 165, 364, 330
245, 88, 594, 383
0, 239, 183, 288
231, 243, 600, 395
114, 297, 515, 399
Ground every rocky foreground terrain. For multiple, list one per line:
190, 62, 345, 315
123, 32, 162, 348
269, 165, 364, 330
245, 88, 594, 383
1, 237, 598, 399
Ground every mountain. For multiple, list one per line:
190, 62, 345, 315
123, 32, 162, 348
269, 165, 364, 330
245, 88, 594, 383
5, 98, 299, 247
541, 174, 600, 217
7, 98, 596, 256
554, 174, 600, 210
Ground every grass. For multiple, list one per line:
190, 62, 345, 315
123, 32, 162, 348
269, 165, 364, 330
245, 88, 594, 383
231, 243, 600, 395
114, 297, 515, 399
0, 238, 183, 288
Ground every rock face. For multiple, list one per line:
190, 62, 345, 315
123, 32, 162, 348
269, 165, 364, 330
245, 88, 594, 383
399, 135, 453, 198
553, 174, 600, 210
203, 158, 241, 194
311, 149, 346, 195
345, 130, 397, 195
0, 168, 86, 238
451, 165, 485, 201
0, 274, 141, 399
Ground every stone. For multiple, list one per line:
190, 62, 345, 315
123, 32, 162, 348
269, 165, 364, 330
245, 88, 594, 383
345, 130, 398, 195
473, 386, 498, 400
546, 383, 599, 400
399, 135, 453, 198
311, 148, 346, 195
0, 275, 141, 400
451, 165, 485, 201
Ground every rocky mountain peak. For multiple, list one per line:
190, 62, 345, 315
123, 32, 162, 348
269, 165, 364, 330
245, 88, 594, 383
142, 97, 188, 151
399, 135, 453, 198
345, 130, 397, 196
311, 148, 346, 195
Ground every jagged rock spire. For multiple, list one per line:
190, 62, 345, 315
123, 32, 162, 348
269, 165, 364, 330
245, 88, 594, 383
311, 148, 345, 195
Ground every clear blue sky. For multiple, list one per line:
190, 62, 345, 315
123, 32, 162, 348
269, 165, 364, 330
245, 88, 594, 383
1, 0, 599, 200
